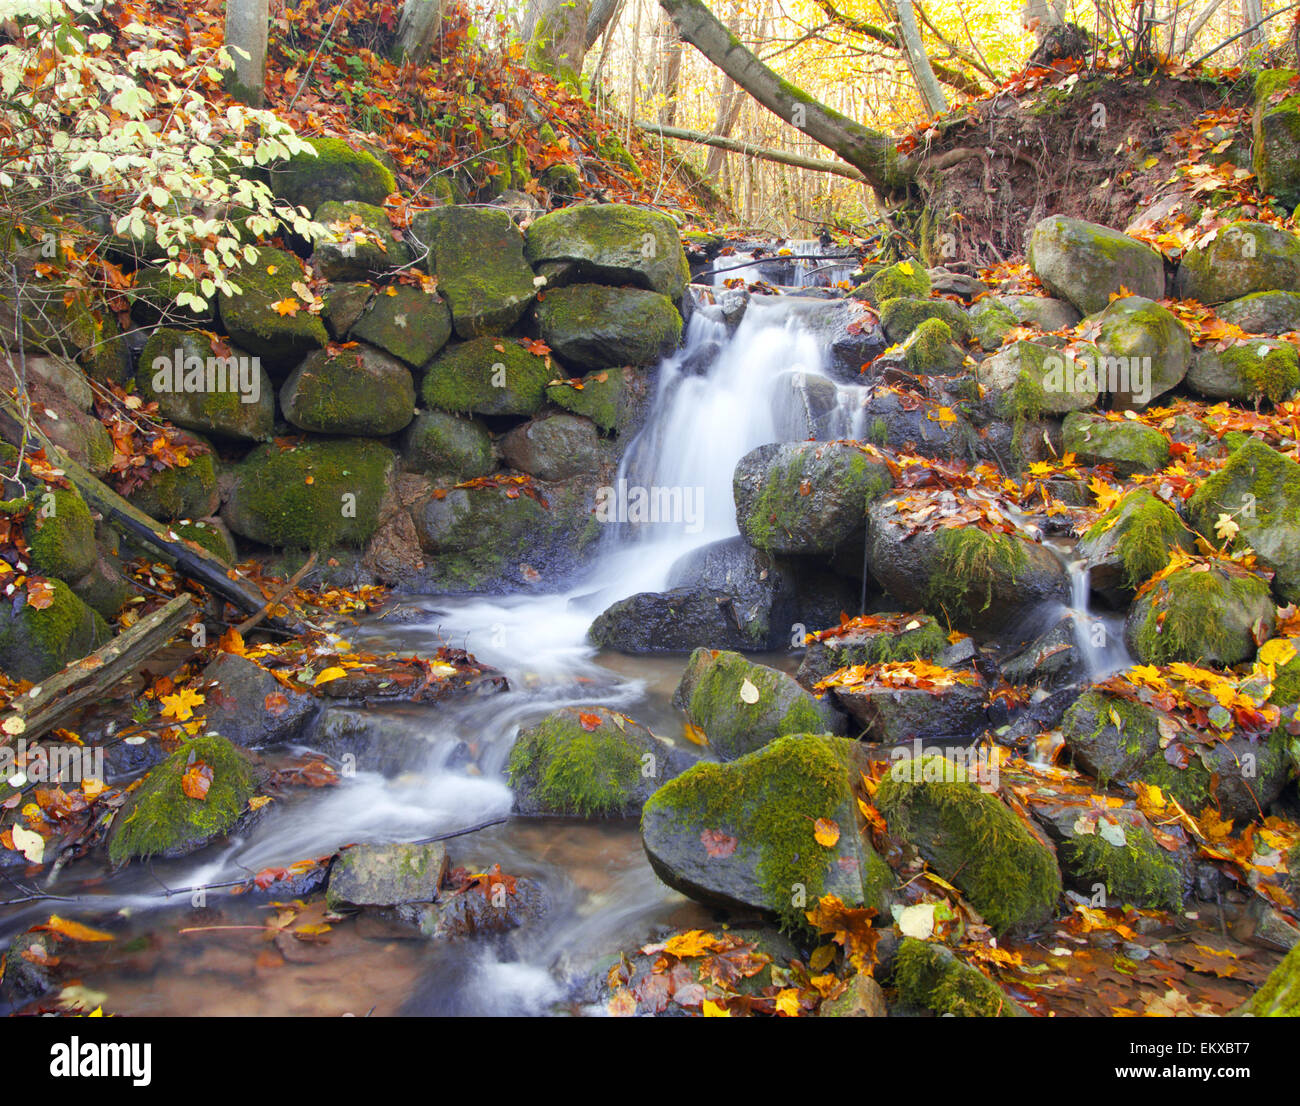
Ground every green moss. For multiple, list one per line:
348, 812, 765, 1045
1084, 490, 1188, 589
1137, 748, 1213, 812
25, 487, 95, 580
1270, 655, 1300, 706
272, 137, 396, 213
218, 248, 329, 363
892, 938, 1024, 1017
1063, 412, 1171, 475
641, 735, 859, 930
1242, 940, 1300, 1015
879, 296, 970, 343
969, 298, 1017, 350
1131, 565, 1273, 665
869, 417, 890, 446
173, 520, 234, 563
876, 755, 1061, 932
1063, 691, 1161, 788
108, 734, 260, 864
546, 369, 622, 433
902, 318, 958, 374
929, 527, 1027, 623
313, 200, 411, 279
422, 336, 553, 416
1225, 342, 1300, 403
128, 452, 218, 523
506, 714, 641, 817
865, 259, 930, 304
1060, 821, 1182, 911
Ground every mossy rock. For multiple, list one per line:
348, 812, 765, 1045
1217, 290, 1300, 334
1174, 221, 1300, 305
524, 203, 690, 300
539, 162, 582, 196
1057, 814, 1182, 911
1186, 339, 1299, 404
1135, 728, 1293, 821
321, 281, 374, 338
535, 284, 682, 369
875, 755, 1062, 933
400, 410, 494, 481
349, 284, 452, 367
1061, 690, 1163, 787
507, 705, 684, 817
421, 336, 553, 416
1124, 564, 1275, 666
412, 482, 546, 556
1028, 215, 1164, 314
1062, 411, 1170, 476
224, 437, 395, 549
127, 450, 219, 523
0, 578, 109, 682
129, 263, 213, 327
640, 734, 892, 930
1077, 488, 1194, 595
968, 298, 1018, 350
879, 296, 970, 344
312, 200, 412, 281
733, 441, 891, 556
862, 259, 929, 305
1187, 439, 1300, 603
499, 413, 600, 482
545, 368, 624, 433
1091, 295, 1192, 408
271, 136, 396, 213
891, 938, 1028, 1017
25, 487, 96, 581
107, 734, 265, 864
325, 841, 448, 911
280, 343, 416, 436
409, 205, 536, 338
1252, 69, 1300, 211
889, 317, 965, 375
1240, 938, 1300, 1015
978, 340, 1101, 417
138, 328, 274, 442
70, 555, 134, 619
999, 293, 1080, 331
217, 248, 328, 368
672, 648, 845, 759
796, 614, 948, 687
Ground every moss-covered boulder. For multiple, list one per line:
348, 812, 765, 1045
1091, 295, 1192, 408
24, 488, 96, 581
1187, 440, 1300, 603
271, 136, 396, 212
1240, 934, 1300, 1015
137, 328, 274, 442
640, 734, 892, 929
1125, 563, 1275, 666
1028, 215, 1164, 315
1062, 411, 1170, 476
1217, 290, 1300, 335
1252, 69, 1300, 210
968, 297, 1018, 350
410, 206, 536, 338
349, 284, 452, 368
671, 648, 845, 759
421, 336, 552, 416
173, 518, 236, 563
224, 437, 396, 548
400, 410, 494, 481
524, 203, 690, 300
1000, 293, 1080, 331
536, 284, 682, 369
1061, 691, 1163, 786
127, 449, 220, 523
1135, 729, 1293, 822
860, 258, 929, 304
507, 706, 687, 817
881, 317, 966, 375
876, 755, 1062, 932
891, 938, 1028, 1016
545, 368, 626, 433
977, 340, 1101, 417
321, 281, 374, 338
217, 248, 328, 368
70, 555, 134, 619
866, 494, 1070, 637
0, 578, 109, 682
312, 200, 412, 281
733, 441, 891, 556
1174, 221, 1300, 304
1077, 488, 1194, 597
499, 414, 601, 482
413, 482, 546, 559
1186, 340, 1299, 405
877, 296, 971, 345
129, 262, 213, 327
107, 734, 265, 864
280, 343, 415, 436
1054, 810, 1182, 911
325, 841, 448, 911
796, 614, 948, 688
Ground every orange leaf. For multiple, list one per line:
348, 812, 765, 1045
578, 711, 603, 731
181, 761, 213, 801
813, 818, 840, 847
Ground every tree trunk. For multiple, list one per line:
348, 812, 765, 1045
658, 0, 913, 194
704, 77, 745, 182
1178, 0, 1228, 53
1240, 0, 1264, 50
896, 0, 947, 116
1022, 0, 1065, 42
524, 0, 594, 80
658, 14, 683, 125
637, 121, 869, 181
586, 0, 621, 49
396, 0, 448, 65
224, 0, 270, 107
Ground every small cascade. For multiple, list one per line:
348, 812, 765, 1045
1063, 559, 1131, 681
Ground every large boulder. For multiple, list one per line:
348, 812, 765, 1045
280, 344, 415, 436
671, 648, 845, 759
400, 410, 495, 482
1185, 340, 1299, 405
271, 136, 396, 212
859, 389, 975, 460
545, 368, 632, 434
588, 588, 773, 654
976, 340, 1100, 417
640, 735, 893, 928
422, 336, 553, 416
1174, 221, 1300, 305
410, 206, 537, 338
507, 706, 689, 817
312, 200, 412, 281
499, 414, 601, 482
1252, 69, 1300, 210
1124, 563, 1275, 666
1217, 290, 1300, 335
225, 438, 396, 548
879, 296, 971, 344
1187, 439, 1300, 603
127, 447, 220, 522
349, 284, 453, 368
1027, 216, 1164, 315
1076, 488, 1193, 598
217, 248, 328, 368
1089, 296, 1192, 408
733, 441, 891, 556
0, 579, 108, 682
876, 754, 1062, 933
1061, 690, 1162, 787
524, 203, 690, 299
536, 285, 682, 369
1062, 411, 1170, 476
137, 328, 274, 442
832, 675, 988, 744
24, 488, 96, 582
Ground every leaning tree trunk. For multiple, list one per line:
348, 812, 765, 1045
224, 0, 270, 107
585, 0, 622, 49
524, 0, 594, 80
658, 0, 914, 194
896, 0, 947, 117
396, 0, 448, 65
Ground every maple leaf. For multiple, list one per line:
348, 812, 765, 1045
805, 895, 881, 972
1214, 512, 1240, 543
182, 760, 213, 801
160, 687, 205, 722
577, 711, 603, 731
272, 297, 301, 316
700, 828, 738, 858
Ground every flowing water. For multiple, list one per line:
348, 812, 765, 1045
4, 277, 1128, 1015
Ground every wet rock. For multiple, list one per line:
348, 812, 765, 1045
858, 389, 976, 459
1061, 690, 1163, 786
326, 842, 449, 911
536, 284, 683, 369
796, 614, 949, 688
1000, 614, 1086, 688
322, 281, 374, 339
1076, 488, 1195, 600
1124, 563, 1275, 666
416, 876, 549, 941
1028, 215, 1164, 315
545, 368, 629, 433
198, 652, 315, 748
833, 679, 988, 744
1174, 221, 1300, 305
890, 937, 1029, 1016
1136, 731, 1293, 824
588, 588, 766, 654
818, 972, 888, 1017
672, 648, 846, 758
24, 487, 96, 582
0, 577, 109, 682
422, 335, 554, 416
1232, 894, 1300, 951
879, 296, 971, 344
499, 413, 601, 482
0, 932, 58, 1011
1062, 411, 1170, 476
872, 318, 965, 376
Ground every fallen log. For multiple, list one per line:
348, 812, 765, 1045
2, 593, 195, 743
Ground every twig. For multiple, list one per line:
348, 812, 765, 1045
234, 552, 317, 636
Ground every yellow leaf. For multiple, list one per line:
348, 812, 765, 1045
813, 817, 840, 847
1258, 638, 1297, 668
701, 999, 731, 1017
774, 988, 801, 1017
159, 688, 205, 722
313, 666, 348, 685
42, 915, 115, 942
